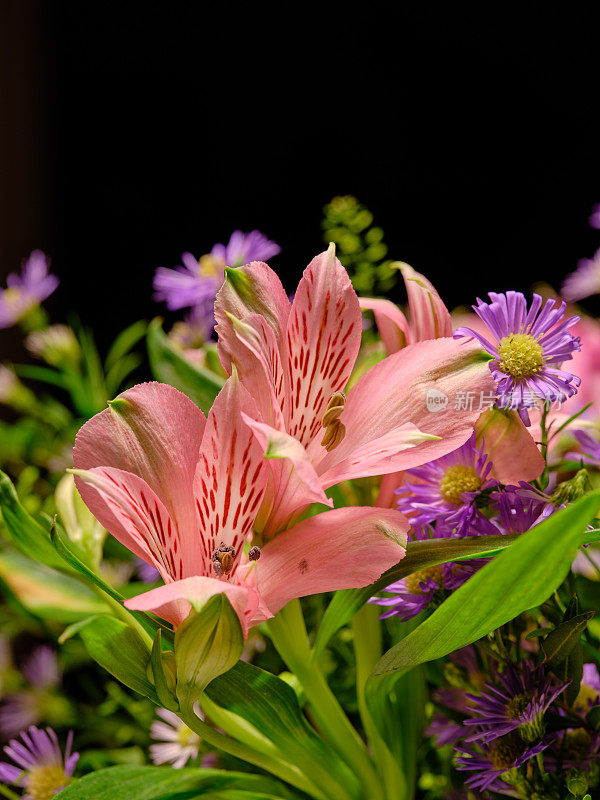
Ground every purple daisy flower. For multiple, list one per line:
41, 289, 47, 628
565, 428, 600, 467
395, 434, 496, 536
489, 488, 554, 535
0, 725, 78, 798
463, 662, 567, 745
210, 229, 280, 268
562, 249, 600, 303
0, 251, 58, 329
456, 733, 552, 792
454, 292, 581, 425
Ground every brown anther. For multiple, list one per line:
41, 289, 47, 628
248, 546, 261, 561
321, 392, 346, 428
321, 419, 346, 452
212, 543, 236, 575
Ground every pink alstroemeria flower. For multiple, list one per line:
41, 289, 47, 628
215, 246, 497, 536
359, 261, 453, 354
72, 379, 410, 634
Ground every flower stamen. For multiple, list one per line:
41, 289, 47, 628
439, 465, 482, 505
497, 333, 544, 379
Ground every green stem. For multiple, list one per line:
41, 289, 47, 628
180, 707, 328, 800
268, 599, 382, 800
352, 604, 407, 800
0, 785, 20, 800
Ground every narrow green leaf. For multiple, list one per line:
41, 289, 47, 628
206, 661, 360, 800
150, 630, 178, 711
0, 470, 67, 570
147, 318, 224, 413
55, 765, 297, 799
312, 534, 520, 659
371, 494, 600, 680
104, 320, 148, 371
79, 616, 157, 703
541, 611, 594, 668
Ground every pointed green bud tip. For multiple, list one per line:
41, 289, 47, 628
551, 469, 590, 506
224, 265, 254, 301
108, 397, 131, 414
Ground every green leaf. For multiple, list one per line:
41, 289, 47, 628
55, 765, 297, 800
0, 470, 68, 570
79, 616, 157, 702
0, 550, 108, 622
175, 593, 243, 710
206, 661, 360, 800
105, 320, 148, 371
364, 494, 600, 758
150, 629, 178, 711
147, 318, 224, 413
370, 494, 600, 680
312, 534, 521, 659
541, 611, 594, 668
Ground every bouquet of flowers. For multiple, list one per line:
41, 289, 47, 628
0, 200, 599, 800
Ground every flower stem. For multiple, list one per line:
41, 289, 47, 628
180, 706, 329, 800
0, 785, 20, 800
268, 599, 383, 800
352, 604, 407, 800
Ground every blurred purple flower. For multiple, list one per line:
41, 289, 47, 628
589, 203, 600, 230
0, 251, 58, 329
150, 707, 216, 769
456, 733, 551, 792
153, 230, 280, 313
135, 557, 160, 584
210, 229, 280, 268
0, 647, 61, 738
0, 726, 78, 797
455, 292, 581, 425
562, 249, 600, 303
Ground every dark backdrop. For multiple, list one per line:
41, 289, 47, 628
2, 3, 600, 353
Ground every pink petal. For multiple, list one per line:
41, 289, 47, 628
74, 382, 205, 556
72, 466, 197, 579
318, 423, 440, 488
474, 407, 545, 484
242, 414, 332, 536
125, 575, 264, 636
257, 507, 409, 614
359, 297, 409, 354
194, 376, 268, 572
220, 313, 287, 430
400, 263, 453, 342
285, 246, 362, 448
316, 338, 496, 479
215, 261, 291, 373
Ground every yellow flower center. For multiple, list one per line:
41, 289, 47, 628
505, 693, 530, 719
26, 765, 70, 800
176, 723, 200, 749
439, 465, 482, 505
404, 565, 444, 594
497, 333, 544, 379
488, 733, 524, 770
3, 287, 23, 306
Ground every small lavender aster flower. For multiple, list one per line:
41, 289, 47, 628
456, 733, 552, 792
454, 292, 581, 425
0, 647, 61, 737
135, 557, 160, 584
153, 251, 222, 312
489, 488, 554, 535
562, 249, 600, 302
210, 229, 280, 268
566, 428, 600, 467
0, 726, 78, 799
150, 707, 204, 768
589, 203, 600, 230
0, 251, 58, 329
463, 662, 567, 745
153, 230, 280, 313
395, 434, 496, 536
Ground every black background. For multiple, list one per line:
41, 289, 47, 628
2, 3, 600, 354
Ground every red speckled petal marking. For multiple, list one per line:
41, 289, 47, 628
285, 247, 362, 448
194, 376, 267, 574
73, 466, 190, 582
